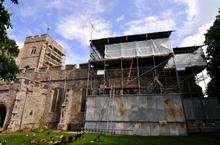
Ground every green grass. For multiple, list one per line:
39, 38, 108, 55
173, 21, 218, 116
74, 133, 220, 145
1, 131, 220, 145
0, 129, 70, 145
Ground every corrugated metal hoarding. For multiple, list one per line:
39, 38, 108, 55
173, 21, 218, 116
183, 97, 220, 120
183, 97, 220, 133
85, 95, 187, 136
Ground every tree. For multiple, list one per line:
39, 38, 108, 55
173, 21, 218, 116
204, 10, 220, 97
0, 0, 19, 81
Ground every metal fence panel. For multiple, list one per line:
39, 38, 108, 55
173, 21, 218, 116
85, 95, 186, 136
183, 97, 220, 133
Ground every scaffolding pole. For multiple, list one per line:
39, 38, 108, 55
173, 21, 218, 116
136, 57, 141, 94
121, 58, 124, 95
84, 46, 92, 131
172, 55, 181, 93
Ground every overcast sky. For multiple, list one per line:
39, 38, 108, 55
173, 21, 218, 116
5, 0, 220, 64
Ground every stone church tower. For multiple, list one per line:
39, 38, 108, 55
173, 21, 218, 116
17, 34, 64, 69
0, 34, 86, 132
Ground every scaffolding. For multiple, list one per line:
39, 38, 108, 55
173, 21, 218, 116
84, 32, 208, 135
87, 33, 179, 97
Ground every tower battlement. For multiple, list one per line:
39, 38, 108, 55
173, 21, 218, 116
25, 34, 63, 52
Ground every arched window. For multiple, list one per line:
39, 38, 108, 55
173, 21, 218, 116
31, 46, 37, 55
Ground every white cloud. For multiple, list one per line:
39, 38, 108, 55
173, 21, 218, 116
133, 0, 150, 17
19, 0, 108, 18
124, 16, 175, 35
45, 0, 69, 10
174, 0, 198, 21
196, 0, 220, 24
46, 0, 107, 15
173, 0, 198, 37
20, 6, 38, 18
53, 0, 114, 64
116, 15, 124, 23
180, 23, 212, 47
57, 14, 111, 46
16, 41, 24, 49
175, 0, 220, 45
162, 9, 173, 18
7, 30, 24, 49
55, 0, 114, 46
81, 0, 106, 14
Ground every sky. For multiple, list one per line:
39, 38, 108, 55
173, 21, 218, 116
5, 0, 220, 65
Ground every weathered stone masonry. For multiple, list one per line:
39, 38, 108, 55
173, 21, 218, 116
0, 65, 87, 132
0, 34, 87, 132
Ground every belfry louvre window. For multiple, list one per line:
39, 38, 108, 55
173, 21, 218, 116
31, 46, 37, 54
51, 88, 65, 112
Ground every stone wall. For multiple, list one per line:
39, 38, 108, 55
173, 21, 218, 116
15, 66, 87, 131
0, 83, 18, 131
7, 78, 47, 132
0, 64, 88, 132
18, 40, 44, 69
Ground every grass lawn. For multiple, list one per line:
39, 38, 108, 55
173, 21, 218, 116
0, 130, 220, 145
0, 129, 71, 145
74, 133, 220, 145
